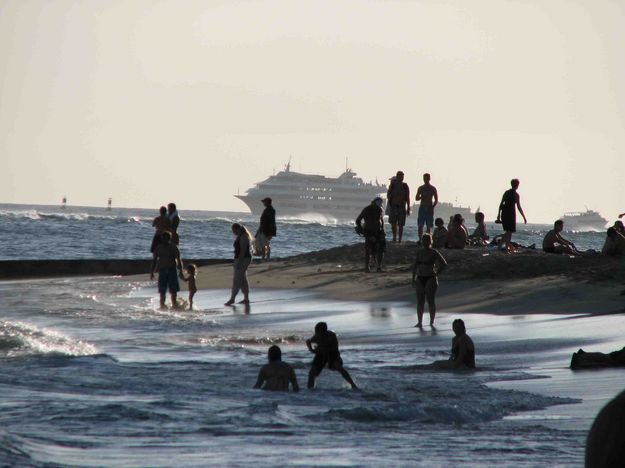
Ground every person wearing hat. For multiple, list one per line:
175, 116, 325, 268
256, 197, 277, 260
355, 197, 386, 272
447, 213, 468, 249
386, 170, 411, 243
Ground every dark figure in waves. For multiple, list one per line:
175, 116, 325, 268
254, 345, 299, 392
355, 196, 386, 272
306, 322, 358, 390
431, 319, 475, 370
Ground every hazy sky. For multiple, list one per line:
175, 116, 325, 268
1, 0, 623, 222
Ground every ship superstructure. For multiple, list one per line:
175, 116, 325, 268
235, 161, 386, 219
561, 209, 608, 231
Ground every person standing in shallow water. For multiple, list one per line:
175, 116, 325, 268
150, 231, 184, 309
306, 322, 358, 390
411, 233, 447, 328
254, 345, 299, 392
386, 170, 411, 243
225, 223, 253, 306
496, 178, 527, 251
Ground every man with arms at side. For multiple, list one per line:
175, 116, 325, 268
542, 220, 579, 255
496, 178, 527, 251
415, 173, 438, 242
150, 231, 184, 310
432, 319, 475, 370
254, 345, 299, 392
386, 171, 411, 243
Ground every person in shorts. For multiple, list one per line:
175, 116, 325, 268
386, 171, 411, 243
150, 231, 184, 309
415, 173, 438, 241
306, 322, 357, 390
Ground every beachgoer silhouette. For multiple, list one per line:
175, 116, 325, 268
447, 214, 468, 249
542, 220, 579, 255
468, 211, 489, 246
150, 231, 184, 309
586, 390, 625, 468
180, 264, 197, 310
151, 206, 172, 253
355, 197, 386, 272
306, 322, 357, 390
601, 227, 625, 256
255, 197, 276, 260
415, 173, 438, 241
432, 319, 475, 369
225, 223, 253, 306
432, 217, 448, 249
411, 233, 447, 327
496, 179, 527, 251
254, 345, 300, 392
386, 171, 410, 243
167, 203, 180, 245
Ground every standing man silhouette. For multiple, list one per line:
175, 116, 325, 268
415, 173, 438, 242
386, 171, 411, 243
496, 179, 527, 250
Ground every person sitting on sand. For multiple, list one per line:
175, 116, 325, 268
355, 197, 386, 272
431, 319, 475, 370
150, 231, 184, 310
411, 233, 447, 328
180, 264, 198, 310
570, 346, 625, 370
614, 220, 625, 235
601, 227, 625, 257
151, 206, 172, 253
306, 322, 358, 390
254, 345, 300, 392
542, 220, 579, 255
447, 214, 468, 249
468, 212, 489, 246
586, 389, 625, 468
432, 217, 448, 249
225, 223, 254, 306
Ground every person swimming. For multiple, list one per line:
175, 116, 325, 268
254, 345, 300, 392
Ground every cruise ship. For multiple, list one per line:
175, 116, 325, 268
560, 209, 608, 231
235, 161, 387, 219
412, 201, 474, 223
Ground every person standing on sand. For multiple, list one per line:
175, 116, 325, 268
355, 197, 386, 272
411, 233, 447, 328
542, 220, 579, 255
386, 171, 411, 243
151, 206, 172, 253
256, 197, 276, 260
225, 223, 253, 306
150, 231, 184, 309
415, 173, 438, 242
306, 322, 358, 390
431, 319, 475, 369
496, 179, 527, 251
254, 345, 300, 392
167, 203, 180, 245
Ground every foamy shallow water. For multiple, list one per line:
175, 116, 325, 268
1, 277, 623, 467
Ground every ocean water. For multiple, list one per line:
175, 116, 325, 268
0, 203, 610, 260
2, 276, 624, 467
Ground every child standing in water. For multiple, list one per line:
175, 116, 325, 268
181, 264, 198, 310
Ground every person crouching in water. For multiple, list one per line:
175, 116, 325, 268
254, 345, 300, 392
355, 197, 386, 272
181, 264, 198, 310
411, 233, 447, 328
432, 319, 475, 370
150, 231, 184, 310
225, 223, 253, 306
306, 322, 358, 390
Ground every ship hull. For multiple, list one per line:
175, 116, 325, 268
235, 195, 375, 219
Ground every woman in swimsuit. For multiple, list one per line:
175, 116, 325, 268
411, 233, 447, 327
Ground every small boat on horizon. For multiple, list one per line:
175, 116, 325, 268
560, 209, 608, 231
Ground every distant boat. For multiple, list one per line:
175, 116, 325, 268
61, 196, 67, 209
107, 198, 112, 211
235, 159, 387, 219
412, 201, 474, 223
560, 209, 608, 231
